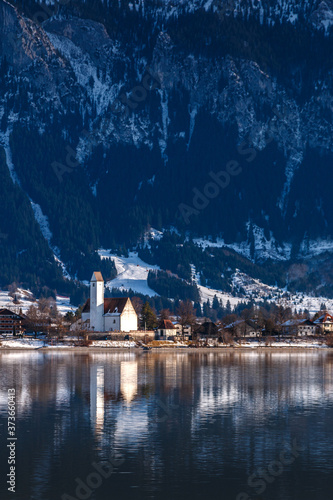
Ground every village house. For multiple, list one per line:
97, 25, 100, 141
156, 319, 176, 340
0, 308, 25, 336
297, 319, 317, 336
313, 312, 333, 334
224, 319, 259, 338
81, 272, 138, 332
281, 319, 305, 336
172, 322, 192, 336
281, 318, 317, 337
194, 321, 219, 339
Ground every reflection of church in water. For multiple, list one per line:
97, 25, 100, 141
89, 359, 139, 437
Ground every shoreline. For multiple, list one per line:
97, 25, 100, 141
0, 346, 331, 353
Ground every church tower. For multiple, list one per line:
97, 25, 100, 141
90, 272, 104, 332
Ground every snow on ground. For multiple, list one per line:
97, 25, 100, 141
190, 264, 243, 307
55, 295, 75, 315
0, 339, 327, 349
90, 340, 137, 348
194, 236, 252, 258
30, 200, 72, 279
193, 227, 293, 262
278, 294, 333, 316
148, 227, 164, 240
30, 201, 53, 244
98, 250, 160, 297
143, 227, 163, 247
0, 339, 45, 349
193, 233, 333, 262
0, 129, 21, 185
0, 289, 75, 315
233, 340, 327, 349
96, 252, 333, 311
298, 238, 333, 258
29, 200, 72, 280
197, 285, 244, 307
232, 270, 333, 314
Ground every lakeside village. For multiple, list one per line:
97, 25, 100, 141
1, 272, 333, 349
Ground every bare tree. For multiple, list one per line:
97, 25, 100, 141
26, 305, 41, 338
223, 314, 238, 337
177, 300, 196, 337
216, 321, 235, 345
159, 309, 171, 321
131, 296, 144, 317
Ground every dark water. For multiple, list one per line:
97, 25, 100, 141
1, 350, 333, 500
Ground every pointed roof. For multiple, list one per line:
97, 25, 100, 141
0, 308, 25, 319
91, 271, 104, 282
300, 319, 315, 326
157, 319, 175, 330
313, 313, 333, 324
82, 298, 131, 315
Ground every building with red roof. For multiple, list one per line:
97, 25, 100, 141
81, 272, 137, 332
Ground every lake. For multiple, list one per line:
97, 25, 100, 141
1, 350, 333, 500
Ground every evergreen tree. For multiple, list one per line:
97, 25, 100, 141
140, 301, 157, 330
212, 295, 219, 310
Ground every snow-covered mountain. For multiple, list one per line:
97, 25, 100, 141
0, 0, 333, 298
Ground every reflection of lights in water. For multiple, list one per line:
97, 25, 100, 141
120, 361, 138, 403
90, 365, 104, 434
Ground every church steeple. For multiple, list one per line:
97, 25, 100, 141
90, 272, 104, 332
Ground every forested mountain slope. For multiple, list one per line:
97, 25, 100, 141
0, 0, 333, 298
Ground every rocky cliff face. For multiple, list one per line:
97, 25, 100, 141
0, 0, 333, 289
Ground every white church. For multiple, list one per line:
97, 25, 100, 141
81, 272, 138, 332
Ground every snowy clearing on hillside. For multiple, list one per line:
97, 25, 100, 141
298, 239, 333, 258
0, 289, 75, 315
193, 233, 333, 262
143, 227, 163, 246
190, 264, 244, 307
193, 230, 293, 262
197, 285, 244, 308
232, 270, 333, 314
55, 295, 76, 315
98, 250, 160, 297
